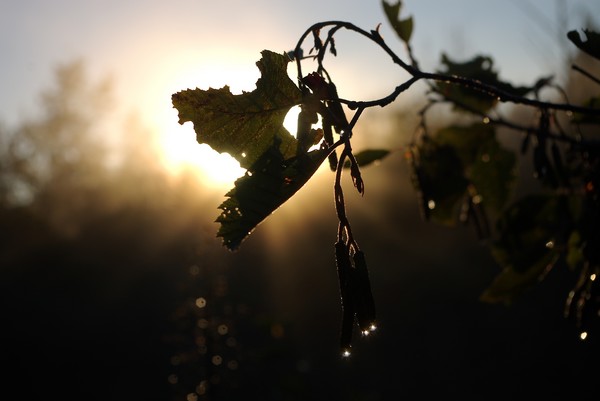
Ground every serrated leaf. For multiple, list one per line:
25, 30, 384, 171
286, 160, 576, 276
479, 251, 558, 305
343, 149, 391, 168
483, 191, 589, 302
382, 1, 413, 42
172, 50, 302, 170
411, 124, 516, 225
492, 195, 561, 272
470, 139, 516, 212
568, 29, 600, 61
216, 142, 328, 250
410, 138, 468, 225
436, 123, 516, 212
436, 54, 535, 113
398, 17, 413, 42
483, 194, 579, 303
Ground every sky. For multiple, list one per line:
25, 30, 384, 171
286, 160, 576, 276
1, 0, 597, 181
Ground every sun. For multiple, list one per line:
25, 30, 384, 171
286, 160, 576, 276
157, 105, 303, 189
160, 119, 246, 186
160, 105, 302, 186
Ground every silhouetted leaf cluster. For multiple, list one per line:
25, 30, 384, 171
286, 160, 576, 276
171, 0, 600, 351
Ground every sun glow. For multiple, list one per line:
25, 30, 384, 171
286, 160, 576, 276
160, 120, 245, 186
159, 104, 302, 187
145, 51, 307, 188
144, 52, 264, 186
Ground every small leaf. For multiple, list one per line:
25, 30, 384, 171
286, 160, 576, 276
567, 29, 600, 61
382, 1, 413, 42
398, 16, 413, 42
343, 149, 390, 168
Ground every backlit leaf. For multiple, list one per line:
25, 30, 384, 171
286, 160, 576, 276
410, 137, 468, 225
343, 149, 391, 168
382, 1, 413, 42
216, 143, 328, 250
172, 50, 302, 170
479, 252, 558, 305
483, 195, 579, 303
410, 124, 516, 225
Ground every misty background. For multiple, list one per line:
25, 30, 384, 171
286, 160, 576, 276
2, 1, 599, 400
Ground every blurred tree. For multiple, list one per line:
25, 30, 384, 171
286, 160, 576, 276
0, 59, 316, 401
0, 60, 115, 233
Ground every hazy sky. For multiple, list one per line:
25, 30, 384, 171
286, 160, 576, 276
1, 0, 596, 178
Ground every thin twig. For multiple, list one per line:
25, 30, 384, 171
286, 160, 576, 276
293, 20, 600, 117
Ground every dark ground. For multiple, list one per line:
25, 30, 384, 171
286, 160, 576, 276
1, 155, 598, 401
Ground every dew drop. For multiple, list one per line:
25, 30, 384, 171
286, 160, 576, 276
217, 324, 229, 335
212, 355, 223, 366
427, 200, 436, 210
591, 273, 596, 282
226, 337, 237, 347
482, 117, 490, 124
195, 297, 207, 308
196, 380, 208, 396
341, 349, 352, 358
545, 241, 554, 249
580, 331, 588, 341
